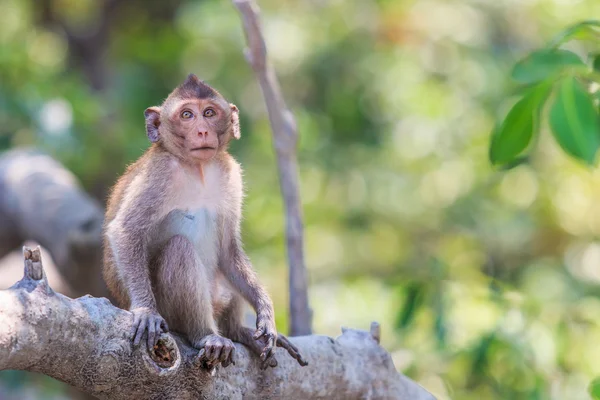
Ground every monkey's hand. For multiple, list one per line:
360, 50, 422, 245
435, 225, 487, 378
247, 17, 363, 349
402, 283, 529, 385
253, 315, 277, 364
130, 307, 169, 352
197, 334, 236, 370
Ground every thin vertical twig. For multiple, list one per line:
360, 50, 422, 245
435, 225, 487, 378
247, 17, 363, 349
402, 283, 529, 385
233, 0, 312, 335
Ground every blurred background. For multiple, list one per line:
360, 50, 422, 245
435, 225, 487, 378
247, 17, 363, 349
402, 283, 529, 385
1, 0, 600, 399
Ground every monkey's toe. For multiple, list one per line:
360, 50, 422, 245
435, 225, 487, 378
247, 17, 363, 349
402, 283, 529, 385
260, 356, 278, 370
277, 333, 308, 367
198, 334, 236, 369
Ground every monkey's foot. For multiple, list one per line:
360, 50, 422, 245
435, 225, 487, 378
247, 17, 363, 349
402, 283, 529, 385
277, 334, 309, 367
197, 334, 235, 370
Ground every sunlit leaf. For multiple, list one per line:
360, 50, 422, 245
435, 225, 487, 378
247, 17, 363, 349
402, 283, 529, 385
548, 20, 600, 47
396, 283, 426, 329
433, 293, 446, 345
549, 76, 600, 165
593, 54, 600, 72
589, 377, 600, 400
498, 156, 530, 171
511, 49, 585, 84
593, 90, 600, 105
469, 333, 495, 380
490, 82, 552, 165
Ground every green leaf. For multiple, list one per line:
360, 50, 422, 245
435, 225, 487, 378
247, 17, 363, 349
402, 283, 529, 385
589, 377, 600, 400
548, 20, 600, 47
498, 156, 530, 171
512, 49, 584, 84
489, 82, 552, 165
396, 283, 426, 329
549, 76, 600, 165
593, 54, 600, 72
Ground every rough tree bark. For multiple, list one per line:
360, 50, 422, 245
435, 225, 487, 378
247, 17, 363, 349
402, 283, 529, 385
0, 247, 435, 400
233, 0, 312, 336
0, 149, 107, 298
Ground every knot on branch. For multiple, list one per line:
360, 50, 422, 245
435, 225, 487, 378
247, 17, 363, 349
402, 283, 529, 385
142, 334, 181, 376
370, 321, 381, 344
23, 246, 44, 280
11, 245, 52, 293
339, 321, 382, 347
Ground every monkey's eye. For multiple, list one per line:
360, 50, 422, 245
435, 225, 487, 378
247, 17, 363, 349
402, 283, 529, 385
181, 110, 194, 119
203, 108, 216, 118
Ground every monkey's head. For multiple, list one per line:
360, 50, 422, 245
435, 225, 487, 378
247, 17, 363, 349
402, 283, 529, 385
144, 74, 241, 162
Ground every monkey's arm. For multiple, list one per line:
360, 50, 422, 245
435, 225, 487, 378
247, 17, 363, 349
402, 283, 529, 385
220, 233, 277, 361
107, 167, 171, 350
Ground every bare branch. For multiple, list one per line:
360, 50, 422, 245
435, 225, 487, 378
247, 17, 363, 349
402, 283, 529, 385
0, 149, 107, 298
370, 321, 381, 344
233, 0, 312, 336
0, 247, 435, 400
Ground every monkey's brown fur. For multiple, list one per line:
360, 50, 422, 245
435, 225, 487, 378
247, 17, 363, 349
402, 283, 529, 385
102, 74, 306, 369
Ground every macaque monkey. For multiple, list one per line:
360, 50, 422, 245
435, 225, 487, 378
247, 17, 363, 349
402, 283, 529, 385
102, 74, 307, 370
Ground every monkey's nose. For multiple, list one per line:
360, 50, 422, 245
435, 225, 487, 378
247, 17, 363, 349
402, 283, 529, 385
198, 131, 208, 137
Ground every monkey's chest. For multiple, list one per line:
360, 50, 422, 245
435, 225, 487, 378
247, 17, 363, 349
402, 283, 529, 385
155, 164, 225, 266
154, 208, 220, 268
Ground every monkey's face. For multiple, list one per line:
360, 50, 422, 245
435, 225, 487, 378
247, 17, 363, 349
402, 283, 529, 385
166, 99, 227, 161
144, 74, 241, 163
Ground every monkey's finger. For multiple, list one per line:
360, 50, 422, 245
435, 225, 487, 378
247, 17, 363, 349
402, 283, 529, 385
230, 346, 236, 366
198, 348, 206, 361
147, 320, 157, 351
154, 320, 163, 341
260, 341, 275, 362
277, 335, 299, 352
253, 326, 266, 340
212, 345, 223, 363
287, 348, 308, 366
261, 334, 276, 360
277, 336, 308, 365
262, 357, 277, 369
134, 318, 147, 347
160, 320, 169, 333
268, 334, 276, 350
205, 344, 216, 361
130, 314, 141, 340
279, 340, 299, 359
220, 346, 232, 367
260, 357, 277, 370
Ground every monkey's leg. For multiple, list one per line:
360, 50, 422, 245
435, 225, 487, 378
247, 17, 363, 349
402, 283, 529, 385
218, 297, 276, 369
219, 297, 308, 368
154, 234, 234, 369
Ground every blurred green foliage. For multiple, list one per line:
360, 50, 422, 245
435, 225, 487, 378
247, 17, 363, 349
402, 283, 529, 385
490, 21, 600, 167
2, 0, 600, 399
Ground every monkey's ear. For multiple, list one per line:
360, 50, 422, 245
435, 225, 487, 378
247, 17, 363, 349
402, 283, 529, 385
230, 104, 241, 140
144, 106, 161, 143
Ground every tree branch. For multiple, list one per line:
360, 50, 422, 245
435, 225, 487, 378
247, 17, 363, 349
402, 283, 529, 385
233, 0, 312, 336
0, 246, 435, 400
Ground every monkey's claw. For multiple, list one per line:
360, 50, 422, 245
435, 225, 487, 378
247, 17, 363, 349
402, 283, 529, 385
197, 334, 235, 370
130, 307, 169, 352
260, 356, 278, 370
277, 334, 308, 367
254, 318, 277, 364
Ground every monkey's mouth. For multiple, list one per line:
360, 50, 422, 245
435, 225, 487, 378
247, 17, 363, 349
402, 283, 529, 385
191, 146, 216, 151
